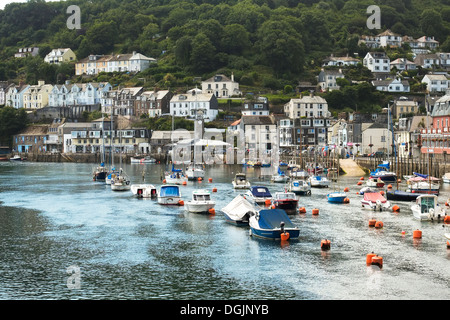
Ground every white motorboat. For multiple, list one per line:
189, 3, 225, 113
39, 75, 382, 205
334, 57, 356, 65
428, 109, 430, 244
184, 189, 215, 213
308, 175, 330, 188
410, 194, 447, 221
271, 167, 290, 183
130, 156, 156, 164
245, 186, 272, 205
232, 173, 251, 189
131, 184, 157, 198
290, 168, 309, 179
288, 180, 311, 196
110, 169, 131, 191
366, 177, 385, 188
221, 194, 258, 226
165, 165, 188, 185
186, 163, 205, 181
158, 185, 182, 205
407, 175, 440, 195
361, 191, 391, 211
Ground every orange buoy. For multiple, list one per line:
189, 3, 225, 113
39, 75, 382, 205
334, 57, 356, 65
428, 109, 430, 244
162, 179, 166, 184
446, 202, 449, 206
447, 241, 450, 249
360, 177, 364, 180
321, 239, 331, 251
397, 179, 402, 183
375, 221, 383, 229
368, 219, 376, 227
344, 197, 350, 203
265, 199, 271, 206
281, 232, 290, 241
392, 205, 400, 212
413, 229, 422, 239
182, 181, 187, 185
198, 177, 203, 181
299, 207, 306, 213
208, 178, 212, 183
387, 184, 392, 189
178, 200, 184, 206
379, 190, 384, 195
344, 187, 349, 192
312, 208, 319, 215
212, 187, 217, 192
357, 181, 362, 185
371, 255, 383, 269
208, 208, 215, 214
366, 252, 376, 266
444, 215, 450, 223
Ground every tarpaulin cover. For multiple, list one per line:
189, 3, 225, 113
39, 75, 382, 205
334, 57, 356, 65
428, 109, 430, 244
250, 186, 272, 198
363, 192, 387, 203
257, 209, 296, 230
159, 186, 180, 197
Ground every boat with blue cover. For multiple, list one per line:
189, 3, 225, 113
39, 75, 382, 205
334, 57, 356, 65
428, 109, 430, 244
158, 185, 182, 205
370, 162, 397, 182
249, 209, 300, 240
245, 186, 272, 205
326, 191, 347, 203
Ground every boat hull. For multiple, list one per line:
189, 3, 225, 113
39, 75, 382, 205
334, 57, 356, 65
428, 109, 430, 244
232, 181, 251, 189
157, 197, 181, 205
327, 193, 347, 203
185, 202, 215, 213
273, 200, 298, 214
386, 190, 419, 201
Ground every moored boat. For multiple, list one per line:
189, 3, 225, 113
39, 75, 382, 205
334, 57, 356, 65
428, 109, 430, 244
308, 175, 330, 188
130, 155, 156, 164
245, 186, 272, 205
186, 163, 205, 181
232, 173, 251, 189
410, 194, 447, 221
272, 192, 298, 214
165, 164, 188, 185
370, 162, 397, 182
93, 162, 108, 182
361, 191, 391, 211
407, 174, 440, 195
110, 169, 131, 191
249, 209, 300, 240
386, 189, 419, 201
366, 177, 385, 188
131, 184, 157, 198
221, 194, 258, 226
157, 185, 182, 205
9, 155, 27, 162
184, 189, 215, 213
288, 179, 311, 196
327, 191, 347, 204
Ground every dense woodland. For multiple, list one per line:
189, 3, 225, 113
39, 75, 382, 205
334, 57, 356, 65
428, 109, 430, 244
0, 0, 450, 120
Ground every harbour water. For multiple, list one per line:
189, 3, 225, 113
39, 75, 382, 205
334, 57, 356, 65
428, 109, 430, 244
0, 161, 449, 300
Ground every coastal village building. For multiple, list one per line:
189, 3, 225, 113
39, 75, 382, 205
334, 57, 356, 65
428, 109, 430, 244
322, 55, 359, 67
134, 90, 173, 118
75, 52, 156, 75
363, 52, 390, 73
12, 125, 49, 153
201, 74, 240, 98
241, 97, 270, 116
102, 87, 144, 117
414, 54, 440, 69
238, 115, 277, 157
14, 47, 39, 58
0, 82, 10, 105
390, 58, 417, 71
22, 81, 53, 110
317, 69, 344, 91
44, 48, 76, 64
5, 83, 30, 109
169, 92, 219, 122
392, 97, 419, 118
48, 82, 112, 107
422, 74, 450, 93
372, 78, 410, 93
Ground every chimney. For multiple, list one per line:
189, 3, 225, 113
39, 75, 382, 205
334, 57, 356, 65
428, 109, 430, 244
231, 72, 234, 82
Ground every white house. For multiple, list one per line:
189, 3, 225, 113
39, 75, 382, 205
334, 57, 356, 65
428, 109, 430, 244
390, 58, 417, 71
363, 52, 390, 73
322, 55, 360, 67
317, 69, 344, 91
169, 92, 219, 122
239, 115, 277, 156
44, 48, 76, 64
49, 82, 112, 107
414, 54, 440, 69
241, 97, 269, 116
372, 78, 410, 93
284, 93, 330, 119
201, 74, 240, 98
129, 52, 156, 72
5, 84, 30, 109
378, 30, 402, 47
422, 74, 450, 93
362, 122, 393, 155
14, 47, 39, 58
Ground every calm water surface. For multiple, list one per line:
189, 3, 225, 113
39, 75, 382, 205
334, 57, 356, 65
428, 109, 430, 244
0, 161, 449, 300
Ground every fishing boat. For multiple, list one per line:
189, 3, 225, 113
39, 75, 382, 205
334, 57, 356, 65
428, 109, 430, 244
410, 194, 447, 221
272, 192, 298, 214
249, 209, 300, 240
130, 155, 156, 164
184, 189, 215, 213
232, 173, 251, 189
271, 167, 290, 183
361, 191, 391, 211
157, 185, 182, 205
165, 164, 188, 185
106, 168, 120, 185
407, 174, 440, 195
366, 177, 385, 188
308, 175, 330, 188
93, 162, 108, 182
369, 162, 397, 182
386, 189, 419, 202
110, 169, 131, 191
245, 186, 272, 205
185, 163, 205, 181
130, 184, 157, 198
288, 180, 311, 196
221, 194, 258, 226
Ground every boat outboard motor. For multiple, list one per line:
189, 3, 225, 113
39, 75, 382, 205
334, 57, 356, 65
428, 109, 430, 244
376, 199, 382, 211
280, 221, 285, 234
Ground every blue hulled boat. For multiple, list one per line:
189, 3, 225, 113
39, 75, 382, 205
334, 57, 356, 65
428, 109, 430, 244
370, 162, 397, 182
249, 209, 300, 240
326, 191, 347, 203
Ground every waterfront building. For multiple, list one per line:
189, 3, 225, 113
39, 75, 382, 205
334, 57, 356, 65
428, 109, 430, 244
44, 48, 76, 64
201, 74, 241, 98
169, 92, 219, 122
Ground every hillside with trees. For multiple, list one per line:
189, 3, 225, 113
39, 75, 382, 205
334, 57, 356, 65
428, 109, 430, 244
0, 0, 449, 115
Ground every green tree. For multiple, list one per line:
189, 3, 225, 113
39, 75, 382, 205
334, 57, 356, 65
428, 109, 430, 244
0, 106, 29, 147
190, 33, 216, 74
